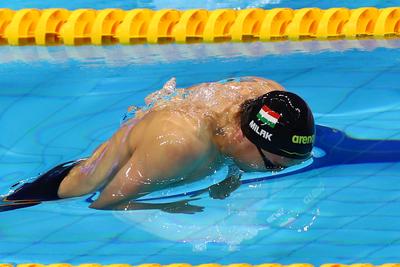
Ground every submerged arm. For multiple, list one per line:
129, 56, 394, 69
108, 198, 204, 214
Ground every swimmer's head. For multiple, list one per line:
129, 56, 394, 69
239, 91, 315, 166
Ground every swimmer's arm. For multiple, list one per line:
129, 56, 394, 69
89, 122, 210, 210
208, 164, 242, 200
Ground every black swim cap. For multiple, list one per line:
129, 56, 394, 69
240, 91, 315, 160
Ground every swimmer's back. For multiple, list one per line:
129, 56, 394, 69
127, 109, 212, 150
59, 108, 216, 208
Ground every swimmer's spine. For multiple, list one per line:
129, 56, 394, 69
0, 7, 400, 45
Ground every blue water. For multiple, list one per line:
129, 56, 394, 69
1, 0, 400, 264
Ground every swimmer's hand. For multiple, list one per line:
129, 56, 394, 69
208, 173, 242, 200
160, 198, 204, 214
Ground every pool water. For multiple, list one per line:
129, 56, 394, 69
1, 0, 400, 264
1, 39, 400, 264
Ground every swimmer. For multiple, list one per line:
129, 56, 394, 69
2, 77, 314, 212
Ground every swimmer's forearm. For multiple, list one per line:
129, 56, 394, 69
208, 165, 242, 200
228, 164, 242, 178
215, 164, 242, 188
189, 165, 242, 199
98, 201, 164, 211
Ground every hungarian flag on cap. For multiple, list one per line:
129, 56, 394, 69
256, 105, 281, 128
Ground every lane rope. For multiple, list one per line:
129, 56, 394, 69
0, 7, 399, 45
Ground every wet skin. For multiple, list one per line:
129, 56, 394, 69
57, 77, 299, 210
